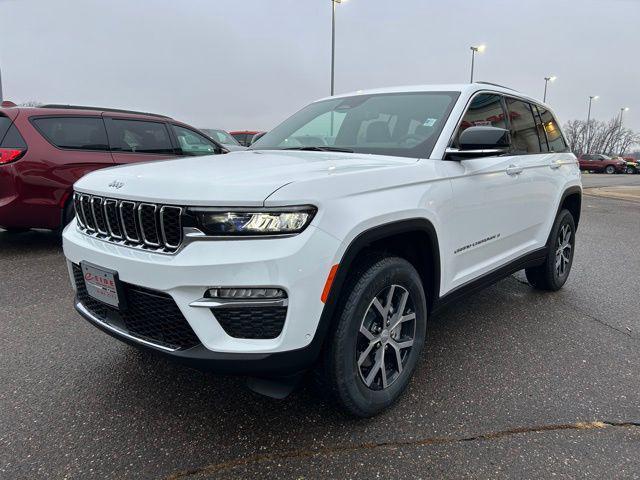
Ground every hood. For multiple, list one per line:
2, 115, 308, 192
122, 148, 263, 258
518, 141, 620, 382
74, 150, 416, 206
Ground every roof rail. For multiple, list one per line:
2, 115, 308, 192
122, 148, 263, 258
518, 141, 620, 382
474, 81, 517, 92
40, 104, 171, 119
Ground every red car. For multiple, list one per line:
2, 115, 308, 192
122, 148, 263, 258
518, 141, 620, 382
0, 103, 226, 232
229, 130, 264, 147
577, 154, 626, 174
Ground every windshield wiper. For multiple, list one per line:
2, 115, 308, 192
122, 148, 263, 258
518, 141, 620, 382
282, 146, 354, 153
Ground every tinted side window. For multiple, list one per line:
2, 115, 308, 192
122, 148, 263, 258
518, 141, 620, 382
537, 107, 568, 152
506, 99, 542, 154
531, 105, 549, 152
455, 93, 507, 146
109, 119, 173, 154
32, 117, 108, 151
0, 116, 13, 142
171, 125, 218, 156
1, 124, 27, 149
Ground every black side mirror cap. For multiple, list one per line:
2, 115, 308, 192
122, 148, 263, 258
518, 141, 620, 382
445, 126, 511, 160
459, 126, 511, 150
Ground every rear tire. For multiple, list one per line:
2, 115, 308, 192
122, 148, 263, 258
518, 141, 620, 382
525, 209, 576, 291
315, 256, 427, 417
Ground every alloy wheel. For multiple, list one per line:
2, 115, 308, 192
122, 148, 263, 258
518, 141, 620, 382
555, 223, 573, 279
356, 285, 417, 390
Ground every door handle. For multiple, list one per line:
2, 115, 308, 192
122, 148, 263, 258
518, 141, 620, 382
506, 164, 523, 176
550, 160, 562, 169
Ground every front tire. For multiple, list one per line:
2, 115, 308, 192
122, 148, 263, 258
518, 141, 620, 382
525, 209, 576, 291
605, 165, 616, 174
316, 256, 427, 417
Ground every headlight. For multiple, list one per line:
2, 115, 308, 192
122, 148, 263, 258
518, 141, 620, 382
189, 206, 316, 236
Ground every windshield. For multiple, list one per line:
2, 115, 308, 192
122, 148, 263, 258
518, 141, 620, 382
201, 129, 241, 146
250, 91, 459, 159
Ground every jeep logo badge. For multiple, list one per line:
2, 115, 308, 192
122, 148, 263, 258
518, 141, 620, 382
108, 180, 124, 189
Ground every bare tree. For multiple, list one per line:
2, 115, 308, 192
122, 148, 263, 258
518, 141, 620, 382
563, 116, 640, 156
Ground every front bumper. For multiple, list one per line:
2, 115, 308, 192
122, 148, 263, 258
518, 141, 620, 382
63, 221, 340, 373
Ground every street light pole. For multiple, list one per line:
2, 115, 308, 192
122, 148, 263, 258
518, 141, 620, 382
586, 95, 598, 154
543, 76, 556, 103
469, 45, 485, 83
330, 0, 342, 97
617, 107, 629, 155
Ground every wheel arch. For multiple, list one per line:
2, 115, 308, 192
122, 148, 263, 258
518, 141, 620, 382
307, 218, 442, 365
557, 186, 582, 231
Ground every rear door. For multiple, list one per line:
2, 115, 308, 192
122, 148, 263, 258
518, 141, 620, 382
503, 98, 564, 246
23, 115, 114, 227
104, 116, 177, 165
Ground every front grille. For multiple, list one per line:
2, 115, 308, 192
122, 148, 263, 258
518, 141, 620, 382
73, 192, 183, 253
73, 264, 200, 350
212, 306, 287, 339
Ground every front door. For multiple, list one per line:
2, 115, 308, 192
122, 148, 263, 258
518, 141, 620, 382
439, 93, 539, 291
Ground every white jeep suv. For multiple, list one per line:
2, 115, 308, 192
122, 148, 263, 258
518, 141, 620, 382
63, 83, 581, 417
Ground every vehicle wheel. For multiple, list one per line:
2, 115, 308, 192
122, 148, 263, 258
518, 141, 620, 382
627, 167, 635, 174
605, 165, 616, 174
315, 256, 427, 417
525, 209, 576, 291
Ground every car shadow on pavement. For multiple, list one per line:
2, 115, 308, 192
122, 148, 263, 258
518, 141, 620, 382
0, 229, 62, 253
68, 276, 574, 471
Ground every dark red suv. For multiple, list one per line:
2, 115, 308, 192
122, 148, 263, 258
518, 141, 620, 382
0, 104, 225, 232
577, 154, 626, 174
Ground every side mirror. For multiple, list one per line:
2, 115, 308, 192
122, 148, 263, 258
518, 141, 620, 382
445, 126, 510, 160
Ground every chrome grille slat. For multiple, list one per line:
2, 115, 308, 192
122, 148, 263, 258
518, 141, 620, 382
119, 201, 140, 243
160, 206, 183, 249
74, 192, 183, 253
103, 199, 123, 239
80, 194, 95, 232
138, 203, 160, 247
90, 197, 108, 235
73, 193, 86, 228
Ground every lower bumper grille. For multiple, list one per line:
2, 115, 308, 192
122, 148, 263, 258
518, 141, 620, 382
72, 264, 200, 350
212, 306, 287, 339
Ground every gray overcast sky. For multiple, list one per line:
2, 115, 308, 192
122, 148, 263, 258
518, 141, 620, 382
2, 0, 639, 132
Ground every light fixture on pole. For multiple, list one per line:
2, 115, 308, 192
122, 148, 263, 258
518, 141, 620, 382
543, 76, 556, 103
330, 0, 346, 96
469, 45, 486, 83
585, 95, 599, 154
617, 107, 630, 155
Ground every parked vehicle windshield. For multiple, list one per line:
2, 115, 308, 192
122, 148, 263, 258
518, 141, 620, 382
250, 91, 459, 159
201, 129, 241, 146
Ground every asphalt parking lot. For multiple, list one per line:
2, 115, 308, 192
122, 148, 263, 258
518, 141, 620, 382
1, 175, 639, 479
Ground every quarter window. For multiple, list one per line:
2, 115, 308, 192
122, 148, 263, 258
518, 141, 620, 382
506, 99, 543, 154
109, 119, 173, 154
32, 117, 108, 151
171, 125, 218, 156
537, 107, 568, 152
